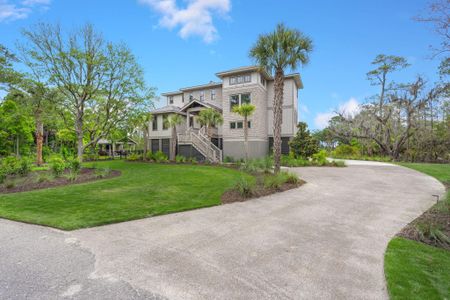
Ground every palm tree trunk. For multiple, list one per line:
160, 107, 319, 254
171, 126, 177, 161
244, 115, 249, 161
273, 68, 284, 173
35, 114, 44, 166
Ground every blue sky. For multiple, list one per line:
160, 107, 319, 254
0, 0, 443, 129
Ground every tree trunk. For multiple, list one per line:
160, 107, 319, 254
273, 68, 284, 173
75, 112, 84, 162
35, 114, 44, 166
171, 126, 177, 161
244, 115, 249, 161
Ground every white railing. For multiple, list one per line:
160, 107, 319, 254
177, 127, 222, 163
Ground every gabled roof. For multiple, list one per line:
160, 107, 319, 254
180, 99, 222, 112
180, 81, 222, 92
149, 105, 186, 116
215, 66, 272, 80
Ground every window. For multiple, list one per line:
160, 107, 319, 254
211, 89, 216, 100
248, 121, 251, 128
182, 94, 184, 103
260, 75, 266, 87
189, 93, 193, 101
200, 90, 205, 101
152, 117, 158, 131
236, 121, 243, 129
162, 115, 168, 130
229, 73, 251, 85
230, 121, 251, 129
230, 95, 239, 110
229, 93, 251, 110
230, 122, 236, 129
169, 96, 173, 104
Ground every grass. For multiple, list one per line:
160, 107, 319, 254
397, 162, 450, 185
385, 162, 450, 299
385, 237, 450, 299
0, 160, 248, 230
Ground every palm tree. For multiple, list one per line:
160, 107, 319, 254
164, 114, 183, 161
197, 108, 223, 140
232, 103, 256, 161
250, 23, 313, 173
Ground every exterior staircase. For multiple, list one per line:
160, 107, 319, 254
178, 127, 222, 163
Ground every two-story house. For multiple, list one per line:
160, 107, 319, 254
147, 66, 302, 162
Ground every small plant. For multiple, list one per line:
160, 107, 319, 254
18, 158, 32, 177
95, 167, 111, 178
36, 173, 53, 183
153, 151, 168, 163
263, 171, 295, 189
234, 176, 255, 197
175, 155, 186, 163
416, 223, 450, 247
50, 157, 66, 177
5, 180, 16, 189
0, 170, 6, 184
126, 153, 142, 161
67, 158, 81, 174
65, 171, 78, 182
331, 160, 346, 167
284, 171, 300, 184
188, 156, 198, 164
224, 156, 235, 163
1, 156, 20, 175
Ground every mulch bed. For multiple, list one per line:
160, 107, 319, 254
0, 168, 121, 194
221, 180, 305, 204
397, 183, 450, 251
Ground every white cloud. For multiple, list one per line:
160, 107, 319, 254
314, 112, 334, 129
299, 103, 309, 114
314, 97, 360, 129
0, 0, 50, 22
139, 0, 231, 43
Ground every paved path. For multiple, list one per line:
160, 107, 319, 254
0, 161, 445, 299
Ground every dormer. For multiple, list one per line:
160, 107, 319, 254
215, 66, 271, 89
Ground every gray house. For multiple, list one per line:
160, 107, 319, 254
147, 66, 302, 162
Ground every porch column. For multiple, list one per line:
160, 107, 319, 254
186, 110, 190, 129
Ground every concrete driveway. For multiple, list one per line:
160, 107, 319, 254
0, 161, 445, 299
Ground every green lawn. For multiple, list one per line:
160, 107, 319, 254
385, 162, 450, 299
0, 161, 247, 230
398, 162, 450, 184
385, 237, 450, 299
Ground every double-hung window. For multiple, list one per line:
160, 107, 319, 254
211, 89, 216, 100
199, 90, 205, 101
152, 117, 158, 131
169, 96, 174, 104
162, 115, 168, 130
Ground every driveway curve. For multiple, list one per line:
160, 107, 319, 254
0, 161, 445, 299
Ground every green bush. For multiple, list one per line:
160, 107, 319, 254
281, 155, 310, 167
239, 157, 273, 173
145, 151, 155, 161
1, 156, 20, 175
311, 150, 328, 166
188, 156, 198, 164
17, 157, 32, 177
126, 153, 142, 161
65, 171, 78, 182
175, 155, 186, 163
67, 158, 81, 174
284, 171, 300, 184
332, 144, 360, 158
153, 151, 168, 163
83, 153, 99, 161
234, 176, 255, 197
50, 157, 66, 177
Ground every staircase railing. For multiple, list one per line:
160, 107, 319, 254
177, 127, 222, 163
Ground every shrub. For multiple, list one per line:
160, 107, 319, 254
1, 156, 20, 175
67, 158, 81, 174
312, 150, 328, 166
50, 157, 66, 177
240, 157, 274, 174
264, 171, 297, 189
0, 170, 6, 184
65, 171, 78, 182
332, 144, 360, 158
289, 122, 319, 159
153, 151, 168, 163
18, 158, 32, 177
145, 151, 155, 161
224, 156, 235, 163
234, 176, 255, 197
284, 171, 300, 184
330, 160, 346, 167
83, 153, 99, 161
127, 153, 142, 161
175, 155, 186, 163
281, 155, 310, 167
188, 157, 198, 164
95, 167, 111, 178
